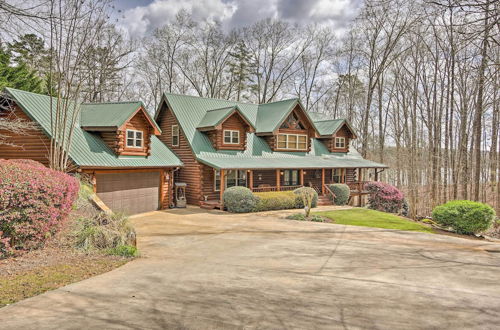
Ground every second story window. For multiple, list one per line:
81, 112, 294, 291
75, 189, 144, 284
223, 130, 239, 144
126, 129, 143, 148
277, 134, 307, 150
172, 125, 179, 146
335, 137, 346, 149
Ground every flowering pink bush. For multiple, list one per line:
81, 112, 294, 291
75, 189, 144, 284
0, 159, 79, 258
364, 181, 405, 214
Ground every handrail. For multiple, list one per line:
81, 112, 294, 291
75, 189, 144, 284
323, 183, 336, 204
252, 185, 302, 193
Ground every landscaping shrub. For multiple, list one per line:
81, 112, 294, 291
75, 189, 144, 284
253, 191, 298, 212
432, 200, 495, 235
293, 187, 318, 209
223, 186, 257, 213
73, 212, 136, 250
0, 159, 79, 256
328, 184, 350, 205
107, 245, 139, 257
286, 213, 329, 222
365, 181, 405, 214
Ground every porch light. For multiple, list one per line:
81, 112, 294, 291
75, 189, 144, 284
280, 171, 284, 175
258, 174, 262, 180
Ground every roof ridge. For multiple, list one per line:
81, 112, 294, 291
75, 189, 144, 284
205, 106, 237, 112
164, 92, 255, 106
314, 118, 346, 123
82, 101, 142, 105
260, 97, 298, 106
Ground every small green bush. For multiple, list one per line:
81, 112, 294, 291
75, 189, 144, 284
432, 200, 495, 235
329, 184, 350, 205
286, 213, 329, 222
253, 191, 298, 211
107, 245, 138, 257
223, 186, 257, 213
293, 187, 318, 208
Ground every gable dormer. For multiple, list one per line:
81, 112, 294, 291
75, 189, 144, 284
256, 100, 317, 152
81, 102, 161, 157
197, 106, 255, 151
315, 119, 357, 153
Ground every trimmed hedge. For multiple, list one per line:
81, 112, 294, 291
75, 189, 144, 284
223, 186, 257, 213
365, 181, 405, 214
432, 200, 495, 235
0, 159, 79, 258
293, 187, 318, 208
328, 184, 350, 205
253, 191, 297, 212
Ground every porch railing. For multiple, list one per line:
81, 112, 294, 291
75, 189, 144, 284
251, 185, 302, 193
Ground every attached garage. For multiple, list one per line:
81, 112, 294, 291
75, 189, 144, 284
96, 171, 161, 215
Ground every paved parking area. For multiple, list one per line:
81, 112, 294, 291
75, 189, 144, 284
1, 206, 500, 329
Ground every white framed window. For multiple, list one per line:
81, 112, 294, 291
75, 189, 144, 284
223, 130, 240, 144
172, 125, 179, 147
126, 129, 143, 148
276, 134, 308, 150
335, 137, 346, 149
214, 169, 247, 191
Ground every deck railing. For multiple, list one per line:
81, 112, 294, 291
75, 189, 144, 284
251, 185, 302, 193
346, 181, 370, 193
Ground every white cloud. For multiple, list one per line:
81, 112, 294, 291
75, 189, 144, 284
119, 0, 236, 38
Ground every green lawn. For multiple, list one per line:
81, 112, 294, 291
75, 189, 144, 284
315, 208, 434, 233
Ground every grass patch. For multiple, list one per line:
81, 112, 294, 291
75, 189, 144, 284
0, 258, 127, 308
315, 208, 434, 233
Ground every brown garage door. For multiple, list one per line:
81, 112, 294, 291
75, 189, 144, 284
96, 171, 160, 215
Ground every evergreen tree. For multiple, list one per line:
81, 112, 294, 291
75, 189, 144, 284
228, 41, 255, 101
0, 43, 45, 94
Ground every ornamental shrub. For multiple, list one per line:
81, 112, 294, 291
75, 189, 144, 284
293, 187, 318, 209
328, 184, 350, 205
365, 181, 405, 214
432, 200, 495, 235
253, 191, 298, 212
223, 186, 257, 213
0, 159, 79, 256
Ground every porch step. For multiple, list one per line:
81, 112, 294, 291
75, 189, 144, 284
317, 196, 332, 206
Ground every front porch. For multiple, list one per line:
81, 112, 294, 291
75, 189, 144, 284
199, 167, 383, 210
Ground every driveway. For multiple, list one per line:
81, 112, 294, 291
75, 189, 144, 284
1, 207, 500, 329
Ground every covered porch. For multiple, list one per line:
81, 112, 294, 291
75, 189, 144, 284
199, 167, 384, 210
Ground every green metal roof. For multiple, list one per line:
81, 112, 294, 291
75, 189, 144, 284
255, 98, 299, 133
314, 119, 345, 136
159, 93, 386, 170
5, 88, 182, 168
80, 101, 161, 133
196, 105, 255, 130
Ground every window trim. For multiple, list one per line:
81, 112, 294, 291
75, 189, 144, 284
332, 168, 345, 183
283, 169, 299, 186
223, 129, 240, 145
172, 125, 179, 147
335, 137, 346, 149
276, 133, 308, 151
125, 129, 143, 149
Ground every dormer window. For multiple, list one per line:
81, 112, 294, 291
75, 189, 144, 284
172, 125, 179, 147
277, 133, 307, 151
335, 137, 345, 149
126, 129, 143, 148
223, 130, 240, 144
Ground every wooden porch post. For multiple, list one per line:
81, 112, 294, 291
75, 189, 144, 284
358, 168, 363, 207
300, 169, 304, 186
321, 168, 325, 195
220, 169, 225, 208
249, 170, 254, 191
374, 168, 379, 181
276, 169, 281, 191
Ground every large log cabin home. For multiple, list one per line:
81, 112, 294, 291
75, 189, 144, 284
0, 88, 387, 214
156, 93, 388, 209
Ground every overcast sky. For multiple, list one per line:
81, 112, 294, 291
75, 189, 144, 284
113, 0, 363, 38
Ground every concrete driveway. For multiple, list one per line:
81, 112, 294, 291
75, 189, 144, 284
1, 207, 500, 329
